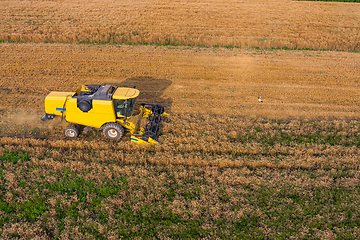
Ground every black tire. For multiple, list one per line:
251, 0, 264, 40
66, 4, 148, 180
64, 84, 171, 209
74, 124, 85, 134
103, 123, 124, 141
64, 126, 79, 138
77, 99, 92, 112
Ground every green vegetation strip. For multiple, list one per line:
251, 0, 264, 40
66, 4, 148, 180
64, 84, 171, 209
1, 39, 358, 53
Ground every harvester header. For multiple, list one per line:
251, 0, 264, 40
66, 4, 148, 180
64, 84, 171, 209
41, 84, 168, 144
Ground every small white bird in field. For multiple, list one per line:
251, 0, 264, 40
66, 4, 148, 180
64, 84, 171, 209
258, 96, 263, 103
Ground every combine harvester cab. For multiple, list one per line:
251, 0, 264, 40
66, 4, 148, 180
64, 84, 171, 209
41, 84, 168, 144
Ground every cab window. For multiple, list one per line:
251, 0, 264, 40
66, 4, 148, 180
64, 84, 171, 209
114, 98, 136, 117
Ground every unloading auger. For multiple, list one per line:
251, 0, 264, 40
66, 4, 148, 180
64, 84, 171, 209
41, 84, 168, 144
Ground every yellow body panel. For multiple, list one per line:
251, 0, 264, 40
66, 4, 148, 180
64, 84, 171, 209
43, 85, 167, 145
131, 136, 159, 145
75, 85, 92, 95
44, 92, 75, 116
65, 98, 116, 128
113, 88, 139, 99
118, 116, 137, 133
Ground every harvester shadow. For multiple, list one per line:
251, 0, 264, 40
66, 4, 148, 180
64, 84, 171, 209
111, 76, 173, 113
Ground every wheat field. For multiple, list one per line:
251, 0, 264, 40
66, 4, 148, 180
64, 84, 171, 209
1, 0, 360, 51
1, 114, 360, 238
1, 0, 360, 238
1, 43, 360, 119
1, 43, 360, 238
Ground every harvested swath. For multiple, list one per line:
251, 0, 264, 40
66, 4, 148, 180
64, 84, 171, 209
1, 114, 360, 170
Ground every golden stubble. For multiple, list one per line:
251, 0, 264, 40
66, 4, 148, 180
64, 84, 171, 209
1, 43, 359, 122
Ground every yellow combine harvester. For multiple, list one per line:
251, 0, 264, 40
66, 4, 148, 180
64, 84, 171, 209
41, 84, 168, 144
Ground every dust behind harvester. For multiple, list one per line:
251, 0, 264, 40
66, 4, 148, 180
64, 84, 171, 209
41, 84, 168, 144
